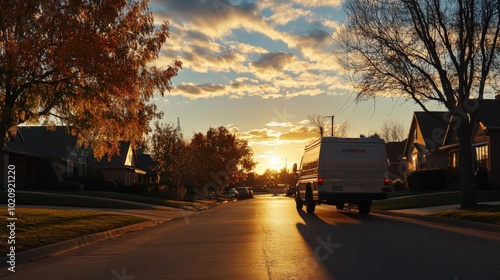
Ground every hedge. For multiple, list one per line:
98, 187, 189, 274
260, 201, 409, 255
406, 169, 447, 191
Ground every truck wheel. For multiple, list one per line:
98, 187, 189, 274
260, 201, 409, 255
295, 195, 303, 210
305, 185, 316, 214
336, 203, 345, 210
358, 201, 372, 214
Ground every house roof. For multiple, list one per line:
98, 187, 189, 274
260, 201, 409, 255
385, 140, 406, 163
17, 126, 80, 159
4, 140, 40, 158
441, 99, 500, 149
88, 142, 146, 174
137, 154, 156, 176
477, 99, 500, 128
403, 111, 449, 157
413, 111, 449, 150
88, 142, 133, 168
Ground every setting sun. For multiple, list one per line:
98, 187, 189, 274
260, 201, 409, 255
270, 156, 280, 165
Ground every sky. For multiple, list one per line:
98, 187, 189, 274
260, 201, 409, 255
147, 0, 444, 175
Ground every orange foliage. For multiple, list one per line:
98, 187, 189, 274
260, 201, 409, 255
0, 0, 181, 159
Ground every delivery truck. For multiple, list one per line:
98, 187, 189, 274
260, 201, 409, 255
293, 137, 390, 214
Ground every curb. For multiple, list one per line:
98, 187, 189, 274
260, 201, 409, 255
1, 219, 158, 266
372, 209, 500, 234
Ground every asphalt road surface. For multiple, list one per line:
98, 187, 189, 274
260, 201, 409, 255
3, 194, 500, 280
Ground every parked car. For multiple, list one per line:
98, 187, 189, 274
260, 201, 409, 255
236, 187, 254, 199
226, 188, 239, 197
285, 185, 296, 197
268, 184, 288, 195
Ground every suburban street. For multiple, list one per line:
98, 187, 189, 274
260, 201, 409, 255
3, 194, 500, 280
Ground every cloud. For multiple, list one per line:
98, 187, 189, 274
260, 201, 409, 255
236, 128, 281, 142
292, 0, 342, 7
173, 83, 228, 99
251, 52, 295, 74
152, 0, 348, 99
266, 121, 294, 127
279, 125, 318, 141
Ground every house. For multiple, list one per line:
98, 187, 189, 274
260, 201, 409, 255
441, 98, 500, 189
3, 133, 41, 190
137, 153, 159, 183
403, 112, 450, 171
88, 142, 146, 186
3, 126, 89, 189
385, 140, 408, 180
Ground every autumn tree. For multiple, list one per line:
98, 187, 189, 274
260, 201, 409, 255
335, 0, 500, 209
0, 0, 181, 180
261, 168, 279, 186
190, 126, 256, 192
149, 120, 192, 195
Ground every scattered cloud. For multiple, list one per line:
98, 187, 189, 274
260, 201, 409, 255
151, 0, 348, 100
266, 121, 294, 127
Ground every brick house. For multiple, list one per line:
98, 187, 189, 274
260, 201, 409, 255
441, 98, 500, 189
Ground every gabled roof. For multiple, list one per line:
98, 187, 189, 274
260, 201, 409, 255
17, 126, 80, 159
385, 140, 406, 163
414, 111, 449, 150
477, 99, 500, 128
137, 154, 156, 176
442, 99, 500, 149
4, 140, 40, 158
403, 111, 449, 157
88, 141, 133, 168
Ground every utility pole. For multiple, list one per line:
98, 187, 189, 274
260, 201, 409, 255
325, 115, 334, 136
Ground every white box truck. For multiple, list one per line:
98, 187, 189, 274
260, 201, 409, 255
293, 137, 390, 214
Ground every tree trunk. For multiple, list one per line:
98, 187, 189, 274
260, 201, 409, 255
457, 119, 477, 209
0, 119, 10, 189
0, 105, 15, 189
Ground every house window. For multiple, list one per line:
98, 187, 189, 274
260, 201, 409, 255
450, 151, 458, 168
475, 145, 488, 170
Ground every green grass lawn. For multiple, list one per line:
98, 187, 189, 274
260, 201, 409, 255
1, 208, 148, 254
2, 191, 224, 210
430, 205, 500, 225
373, 190, 500, 226
373, 190, 500, 210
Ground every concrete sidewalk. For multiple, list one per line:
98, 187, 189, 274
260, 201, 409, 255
383, 200, 500, 215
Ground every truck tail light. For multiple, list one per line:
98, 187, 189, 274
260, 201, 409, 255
382, 178, 391, 192
318, 177, 324, 185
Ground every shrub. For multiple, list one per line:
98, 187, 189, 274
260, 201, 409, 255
406, 169, 447, 191
104, 180, 117, 192
392, 179, 407, 191
61, 180, 84, 192
130, 183, 159, 196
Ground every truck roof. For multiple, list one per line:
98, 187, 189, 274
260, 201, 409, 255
305, 137, 385, 150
